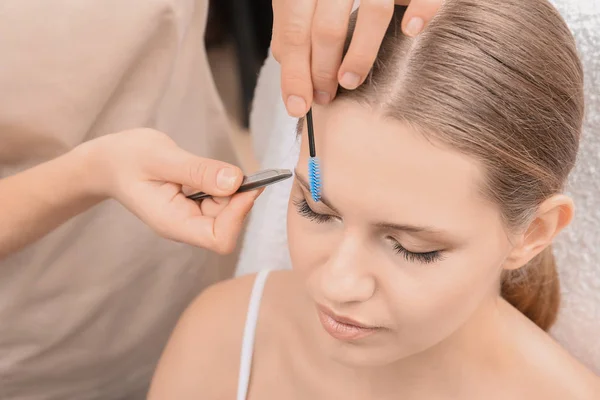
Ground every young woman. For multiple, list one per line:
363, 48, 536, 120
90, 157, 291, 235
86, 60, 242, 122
148, 0, 600, 398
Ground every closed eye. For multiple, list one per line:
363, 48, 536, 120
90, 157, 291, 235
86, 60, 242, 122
294, 197, 444, 265
293, 198, 334, 224
388, 238, 443, 264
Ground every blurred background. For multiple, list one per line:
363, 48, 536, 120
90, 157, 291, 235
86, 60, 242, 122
205, 0, 274, 172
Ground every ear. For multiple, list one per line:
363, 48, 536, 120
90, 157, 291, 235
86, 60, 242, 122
503, 194, 574, 270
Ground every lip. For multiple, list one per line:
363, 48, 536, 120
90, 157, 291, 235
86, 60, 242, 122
316, 305, 380, 341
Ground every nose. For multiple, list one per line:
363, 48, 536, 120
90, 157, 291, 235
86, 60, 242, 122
318, 235, 376, 305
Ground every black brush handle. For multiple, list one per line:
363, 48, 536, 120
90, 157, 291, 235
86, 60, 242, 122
307, 108, 316, 158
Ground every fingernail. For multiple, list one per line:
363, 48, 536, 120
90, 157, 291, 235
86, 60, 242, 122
405, 17, 424, 37
217, 167, 239, 191
286, 95, 307, 117
314, 90, 331, 104
340, 72, 361, 90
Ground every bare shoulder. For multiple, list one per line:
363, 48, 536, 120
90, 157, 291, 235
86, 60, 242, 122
530, 341, 600, 399
532, 339, 600, 399
148, 272, 272, 399
505, 305, 600, 399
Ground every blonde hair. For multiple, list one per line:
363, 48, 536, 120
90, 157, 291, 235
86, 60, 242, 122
335, 0, 584, 330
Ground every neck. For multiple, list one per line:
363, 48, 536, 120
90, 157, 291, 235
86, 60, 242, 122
390, 296, 511, 389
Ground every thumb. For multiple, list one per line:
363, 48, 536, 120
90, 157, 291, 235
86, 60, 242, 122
149, 144, 244, 197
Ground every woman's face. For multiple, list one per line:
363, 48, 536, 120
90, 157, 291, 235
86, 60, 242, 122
287, 102, 515, 367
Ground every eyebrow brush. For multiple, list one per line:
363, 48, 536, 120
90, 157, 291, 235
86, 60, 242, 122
306, 108, 322, 202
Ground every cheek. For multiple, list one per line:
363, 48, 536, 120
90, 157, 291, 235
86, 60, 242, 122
384, 242, 507, 335
286, 201, 337, 276
287, 202, 316, 274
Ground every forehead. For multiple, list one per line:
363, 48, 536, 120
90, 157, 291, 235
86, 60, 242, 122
298, 102, 499, 232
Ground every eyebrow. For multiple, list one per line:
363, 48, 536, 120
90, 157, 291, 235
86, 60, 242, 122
375, 222, 442, 235
294, 169, 339, 213
294, 169, 446, 236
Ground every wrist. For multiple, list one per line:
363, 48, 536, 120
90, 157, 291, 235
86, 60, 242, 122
68, 135, 115, 200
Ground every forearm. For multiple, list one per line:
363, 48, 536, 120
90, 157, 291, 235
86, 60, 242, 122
0, 145, 105, 260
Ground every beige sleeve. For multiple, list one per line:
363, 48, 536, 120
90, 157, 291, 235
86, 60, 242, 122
0, 0, 175, 170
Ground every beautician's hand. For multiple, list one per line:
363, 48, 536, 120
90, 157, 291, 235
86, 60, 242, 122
0, 128, 259, 260
272, 0, 443, 117
83, 129, 260, 254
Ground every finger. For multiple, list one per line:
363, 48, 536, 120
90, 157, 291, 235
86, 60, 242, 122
200, 196, 231, 218
142, 188, 261, 252
338, 0, 395, 90
275, 0, 317, 117
310, 0, 354, 105
212, 189, 264, 254
179, 189, 262, 253
148, 144, 244, 197
401, 0, 443, 37
181, 185, 196, 196
271, 1, 283, 62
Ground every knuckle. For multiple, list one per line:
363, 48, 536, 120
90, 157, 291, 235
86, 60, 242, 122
281, 74, 312, 99
271, 40, 281, 61
138, 128, 164, 141
311, 68, 338, 85
363, 0, 395, 15
187, 160, 208, 190
141, 127, 161, 135
282, 70, 308, 88
135, 128, 173, 150
280, 23, 310, 48
214, 239, 235, 255
346, 51, 377, 72
313, 22, 347, 45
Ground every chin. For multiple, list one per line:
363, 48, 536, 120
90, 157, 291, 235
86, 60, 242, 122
321, 331, 421, 368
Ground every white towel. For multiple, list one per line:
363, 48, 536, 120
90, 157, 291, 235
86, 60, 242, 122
236, 0, 600, 373
234, 50, 296, 276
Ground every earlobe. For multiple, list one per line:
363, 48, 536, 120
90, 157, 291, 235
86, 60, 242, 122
504, 195, 574, 270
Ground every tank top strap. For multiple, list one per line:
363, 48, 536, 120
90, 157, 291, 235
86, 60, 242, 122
236, 269, 271, 400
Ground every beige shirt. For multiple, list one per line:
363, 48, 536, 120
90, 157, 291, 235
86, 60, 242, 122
0, 1, 239, 398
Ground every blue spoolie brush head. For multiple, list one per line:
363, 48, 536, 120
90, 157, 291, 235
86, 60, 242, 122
306, 107, 321, 202
308, 157, 321, 202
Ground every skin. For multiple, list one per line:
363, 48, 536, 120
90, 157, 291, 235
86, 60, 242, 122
272, 0, 444, 117
148, 102, 600, 399
0, 128, 261, 260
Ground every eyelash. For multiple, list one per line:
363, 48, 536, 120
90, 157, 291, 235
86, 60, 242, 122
389, 241, 442, 264
293, 198, 443, 264
293, 198, 333, 224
